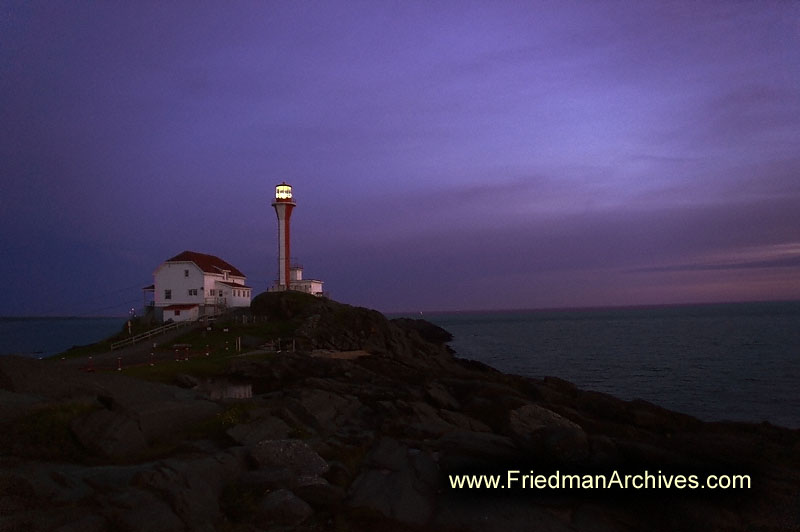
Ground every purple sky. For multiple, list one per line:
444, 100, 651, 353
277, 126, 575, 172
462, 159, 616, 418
2, 1, 799, 315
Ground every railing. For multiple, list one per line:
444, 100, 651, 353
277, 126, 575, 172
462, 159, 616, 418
111, 319, 197, 351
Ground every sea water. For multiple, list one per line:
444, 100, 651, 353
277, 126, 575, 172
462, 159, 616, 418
416, 301, 800, 429
0, 317, 127, 358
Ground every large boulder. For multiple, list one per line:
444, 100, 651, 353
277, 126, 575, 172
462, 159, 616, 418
385, 400, 457, 438
508, 404, 582, 435
70, 409, 148, 458
255, 488, 313, 526
347, 438, 439, 526
104, 489, 185, 532
249, 439, 329, 479
131, 452, 246, 531
282, 388, 363, 434
435, 430, 521, 471
507, 404, 589, 464
226, 415, 292, 446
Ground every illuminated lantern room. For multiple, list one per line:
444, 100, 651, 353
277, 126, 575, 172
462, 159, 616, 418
274, 183, 295, 203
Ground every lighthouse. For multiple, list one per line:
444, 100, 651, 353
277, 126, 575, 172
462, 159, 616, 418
271, 182, 295, 290
269, 183, 325, 295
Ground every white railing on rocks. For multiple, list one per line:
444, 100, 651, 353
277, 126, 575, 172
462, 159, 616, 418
110, 320, 196, 351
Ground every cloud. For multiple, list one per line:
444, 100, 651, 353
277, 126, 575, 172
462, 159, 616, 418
633, 254, 800, 274
631, 243, 800, 273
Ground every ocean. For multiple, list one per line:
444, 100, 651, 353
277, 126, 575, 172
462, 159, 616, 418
417, 301, 800, 429
0, 317, 127, 359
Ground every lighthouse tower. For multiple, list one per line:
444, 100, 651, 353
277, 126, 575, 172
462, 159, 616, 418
271, 182, 295, 290
268, 183, 325, 295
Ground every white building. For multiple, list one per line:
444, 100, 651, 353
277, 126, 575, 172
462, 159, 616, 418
145, 251, 252, 322
287, 264, 324, 296
267, 263, 325, 296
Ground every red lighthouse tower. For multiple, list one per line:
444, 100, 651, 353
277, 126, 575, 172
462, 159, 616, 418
272, 182, 295, 290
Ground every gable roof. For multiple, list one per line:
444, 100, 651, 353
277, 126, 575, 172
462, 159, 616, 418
165, 251, 246, 278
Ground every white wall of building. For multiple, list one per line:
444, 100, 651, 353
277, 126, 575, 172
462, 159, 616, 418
290, 279, 324, 296
154, 262, 205, 307
290, 267, 303, 281
163, 305, 199, 323
214, 281, 251, 308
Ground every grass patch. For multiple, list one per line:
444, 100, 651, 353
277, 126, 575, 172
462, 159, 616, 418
120, 354, 233, 383
118, 350, 276, 384
56, 341, 113, 360
155, 321, 294, 355
182, 402, 257, 443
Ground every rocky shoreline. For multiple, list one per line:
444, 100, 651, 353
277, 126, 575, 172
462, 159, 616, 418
1, 292, 798, 531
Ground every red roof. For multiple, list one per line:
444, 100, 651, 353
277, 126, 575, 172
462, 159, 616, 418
166, 251, 246, 278
164, 304, 199, 311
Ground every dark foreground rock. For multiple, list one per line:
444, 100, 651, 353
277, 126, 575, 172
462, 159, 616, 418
1, 292, 798, 531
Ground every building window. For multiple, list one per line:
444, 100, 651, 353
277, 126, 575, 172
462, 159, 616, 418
184, 269, 189, 277
165, 289, 172, 300
209, 289, 215, 296
175, 310, 181, 316
188, 289, 197, 296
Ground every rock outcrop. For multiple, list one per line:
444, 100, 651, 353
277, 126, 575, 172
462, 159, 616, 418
0, 292, 798, 531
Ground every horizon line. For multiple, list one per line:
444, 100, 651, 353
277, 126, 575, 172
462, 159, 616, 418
383, 297, 800, 316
